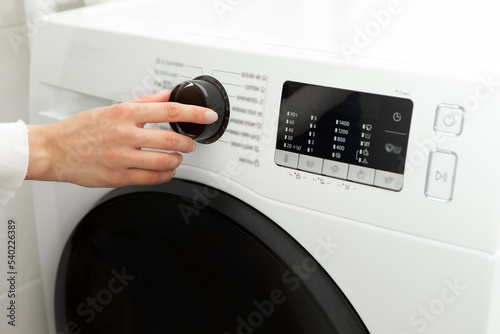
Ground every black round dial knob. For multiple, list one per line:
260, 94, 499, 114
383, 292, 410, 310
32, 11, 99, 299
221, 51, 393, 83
169, 75, 230, 144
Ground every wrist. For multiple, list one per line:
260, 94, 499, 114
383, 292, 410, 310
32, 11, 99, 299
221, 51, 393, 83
26, 124, 53, 181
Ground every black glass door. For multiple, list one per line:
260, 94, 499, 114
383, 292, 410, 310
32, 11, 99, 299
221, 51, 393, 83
55, 179, 369, 334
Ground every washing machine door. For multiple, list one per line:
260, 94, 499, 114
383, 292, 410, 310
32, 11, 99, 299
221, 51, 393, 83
55, 179, 368, 334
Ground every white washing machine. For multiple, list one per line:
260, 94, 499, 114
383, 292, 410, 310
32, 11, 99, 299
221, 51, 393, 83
29, 0, 500, 333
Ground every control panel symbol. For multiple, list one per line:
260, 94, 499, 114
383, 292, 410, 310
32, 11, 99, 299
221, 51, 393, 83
374, 170, 403, 191
385, 143, 402, 154
443, 114, 456, 127
435, 170, 448, 182
362, 133, 372, 139
393, 112, 402, 122
357, 170, 365, 180
313, 177, 327, 185
331, 165, 340, 173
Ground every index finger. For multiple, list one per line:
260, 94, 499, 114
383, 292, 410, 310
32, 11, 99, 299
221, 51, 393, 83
131, 102, 218, 125
127, 90, 171, 104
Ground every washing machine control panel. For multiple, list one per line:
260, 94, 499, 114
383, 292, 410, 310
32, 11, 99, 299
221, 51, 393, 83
275, 81, 413, 191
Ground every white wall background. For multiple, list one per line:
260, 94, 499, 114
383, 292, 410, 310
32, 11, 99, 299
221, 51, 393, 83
0, 1, 47, 333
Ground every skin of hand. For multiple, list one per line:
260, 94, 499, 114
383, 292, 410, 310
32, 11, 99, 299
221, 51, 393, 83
25, 91, 218, 187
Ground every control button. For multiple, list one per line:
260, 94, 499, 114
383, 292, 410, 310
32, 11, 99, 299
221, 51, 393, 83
298, 155, 323, 174
347, 165, 375, 185
322, 160, 349, 180
434, 104, 464, 136
374, 170, 404, 191
275, 150, 299, 169
170, 75, 230, 144
425, 149, 458, 202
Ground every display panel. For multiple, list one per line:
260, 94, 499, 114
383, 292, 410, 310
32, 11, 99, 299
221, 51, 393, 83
275, 81, 413, 190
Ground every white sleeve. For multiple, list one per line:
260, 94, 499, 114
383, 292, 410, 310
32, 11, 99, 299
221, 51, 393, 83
0, 120, 29, 206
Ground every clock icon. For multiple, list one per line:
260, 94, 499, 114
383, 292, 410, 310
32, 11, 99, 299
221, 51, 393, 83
393, 112, 402, 122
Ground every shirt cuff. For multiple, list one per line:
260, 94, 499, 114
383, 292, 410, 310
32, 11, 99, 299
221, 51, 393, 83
0, 120, 29, 206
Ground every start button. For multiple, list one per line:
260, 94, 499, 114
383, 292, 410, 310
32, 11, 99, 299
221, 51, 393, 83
425, 149, 458, 202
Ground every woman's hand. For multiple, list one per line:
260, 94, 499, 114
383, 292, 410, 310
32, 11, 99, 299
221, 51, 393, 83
26, 91, 218, 187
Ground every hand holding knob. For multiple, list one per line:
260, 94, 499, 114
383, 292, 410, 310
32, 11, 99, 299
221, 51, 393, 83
169, 75, 230, 144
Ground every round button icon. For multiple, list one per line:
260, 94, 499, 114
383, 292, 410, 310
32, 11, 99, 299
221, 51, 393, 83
443, 114, 456, 127
393, 112, 402, 122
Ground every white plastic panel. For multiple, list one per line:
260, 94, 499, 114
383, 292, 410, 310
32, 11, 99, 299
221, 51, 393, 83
37, 83, 115, 121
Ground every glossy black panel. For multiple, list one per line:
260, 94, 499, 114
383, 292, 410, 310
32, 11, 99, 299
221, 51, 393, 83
276, 81, 413, 174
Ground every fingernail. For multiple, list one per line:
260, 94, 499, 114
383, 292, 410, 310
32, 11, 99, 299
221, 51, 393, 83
205, 110, 218, 123
191, 142, 196, 152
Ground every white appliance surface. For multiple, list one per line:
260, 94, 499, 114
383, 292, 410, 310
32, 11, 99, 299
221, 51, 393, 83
30, 0, 500, 333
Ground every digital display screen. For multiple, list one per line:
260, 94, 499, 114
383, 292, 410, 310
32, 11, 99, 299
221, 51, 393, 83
275, 81, 413, 187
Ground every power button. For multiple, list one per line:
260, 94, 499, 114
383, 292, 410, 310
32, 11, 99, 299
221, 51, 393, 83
434, 104, 464, 136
